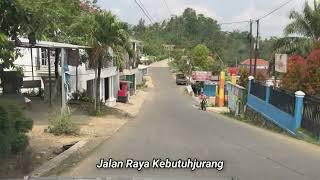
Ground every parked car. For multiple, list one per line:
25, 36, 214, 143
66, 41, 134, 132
176, 73, 187, 85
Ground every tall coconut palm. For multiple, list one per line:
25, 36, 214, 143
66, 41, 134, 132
274, 1, 320, 56
92, 11, 130, 113
285, 1, 320, 42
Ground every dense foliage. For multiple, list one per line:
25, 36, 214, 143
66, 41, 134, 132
131, 8, 278, 70
274, 1, 320, 57
281, 49, 320, 96
0, 101, 33, 156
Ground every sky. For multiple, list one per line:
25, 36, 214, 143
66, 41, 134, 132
97, 0, 313, 38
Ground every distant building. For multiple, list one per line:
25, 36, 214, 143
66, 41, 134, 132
238, 58, 269, 79
239, 59, 269, 70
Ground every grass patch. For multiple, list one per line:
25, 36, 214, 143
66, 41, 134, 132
223, 108, 320, 145
46, 112, 80, 136
297, 128, 320, 145
222, 108, 291, 136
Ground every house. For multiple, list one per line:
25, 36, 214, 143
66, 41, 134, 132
238, 58, 269, 78
120, 39, 144, 95
69, 47, 119, 107
239, 58, 269, 70
10, 39, 119, 107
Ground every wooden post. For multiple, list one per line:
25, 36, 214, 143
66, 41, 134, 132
76, 65, 78, 92
61, 48, 67, 112
254, 20, 260, 78
30, 48, 34, 81
249, 20, 253, 75
48, 49, 52, 106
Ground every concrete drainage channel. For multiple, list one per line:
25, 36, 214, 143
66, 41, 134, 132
29, 140, 89, 177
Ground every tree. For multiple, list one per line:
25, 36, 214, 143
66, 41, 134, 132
273, 37, 312, 57
303, 48, 320, 95
17, 0, 82, 42
238, 67, 250, 88
131, 8, 278, 67
0, 101, 33, 156
90, 12, 130, 113
281, 55, 307, 92
0, 0, 29, 81
285, 1, 320, 43
191, 44, 212, 70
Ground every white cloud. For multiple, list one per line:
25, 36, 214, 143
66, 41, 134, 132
110, 8, 121, 16
221, 0, 314, 37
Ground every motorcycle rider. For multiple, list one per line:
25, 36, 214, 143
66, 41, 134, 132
199, 90, 207, 111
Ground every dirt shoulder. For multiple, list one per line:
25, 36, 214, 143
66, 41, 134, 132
0, 75, 154, 178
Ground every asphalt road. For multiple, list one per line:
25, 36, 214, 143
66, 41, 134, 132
61, 65, 320, 180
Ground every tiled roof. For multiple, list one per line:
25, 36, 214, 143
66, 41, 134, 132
240, 59, 269, 66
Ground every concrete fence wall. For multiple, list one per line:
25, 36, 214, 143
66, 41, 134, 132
226, 82, 246, 116
246, 76, 305, 135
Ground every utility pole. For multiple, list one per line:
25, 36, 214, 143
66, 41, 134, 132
249, 20, 253, 75
254, 20, 260, 78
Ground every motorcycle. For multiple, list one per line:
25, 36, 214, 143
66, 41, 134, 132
200, 98, 207, 111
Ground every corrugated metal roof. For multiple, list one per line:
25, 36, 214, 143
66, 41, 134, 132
15, 38, 91, 49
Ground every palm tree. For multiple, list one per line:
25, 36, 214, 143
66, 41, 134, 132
91, 12, 130, 113
285, 1, 320, 42
273, 37, 312, 56
274, 1, 320, 56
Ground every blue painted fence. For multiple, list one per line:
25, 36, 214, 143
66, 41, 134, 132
247, 78, 305, 135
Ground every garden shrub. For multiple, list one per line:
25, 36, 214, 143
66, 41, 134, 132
0, 101, 33, 157
238, 68, 250, 88
47, 112, 80, 136
71, 90, 94, 103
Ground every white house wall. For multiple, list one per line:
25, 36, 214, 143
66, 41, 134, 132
13, 48, 44, 87
68, 65, 117, 93
13, 47, 119, 103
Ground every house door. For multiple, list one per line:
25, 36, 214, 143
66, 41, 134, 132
105, 77, 110, 100
86, 80, 94, 98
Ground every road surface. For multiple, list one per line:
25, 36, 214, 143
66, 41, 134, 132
62, 63, 320, 180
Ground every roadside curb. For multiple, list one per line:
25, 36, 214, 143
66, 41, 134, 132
30, 140, 89, 177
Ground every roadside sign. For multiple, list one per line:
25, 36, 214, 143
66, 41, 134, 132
275, 54, 288, 73
192, 71, 212, 81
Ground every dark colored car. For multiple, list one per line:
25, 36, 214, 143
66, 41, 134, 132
176, 73, 187, 85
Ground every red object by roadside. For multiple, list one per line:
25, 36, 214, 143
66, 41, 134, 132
117, 81, 130, 103
118, 81, 128, 97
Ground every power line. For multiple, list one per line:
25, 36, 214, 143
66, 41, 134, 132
162, 0, 172, 16
134, 0, 153, 24
219, 20, 251, 25
219, 0, 296, 25
137, 0, 154, 22
257, 0, 296, 20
